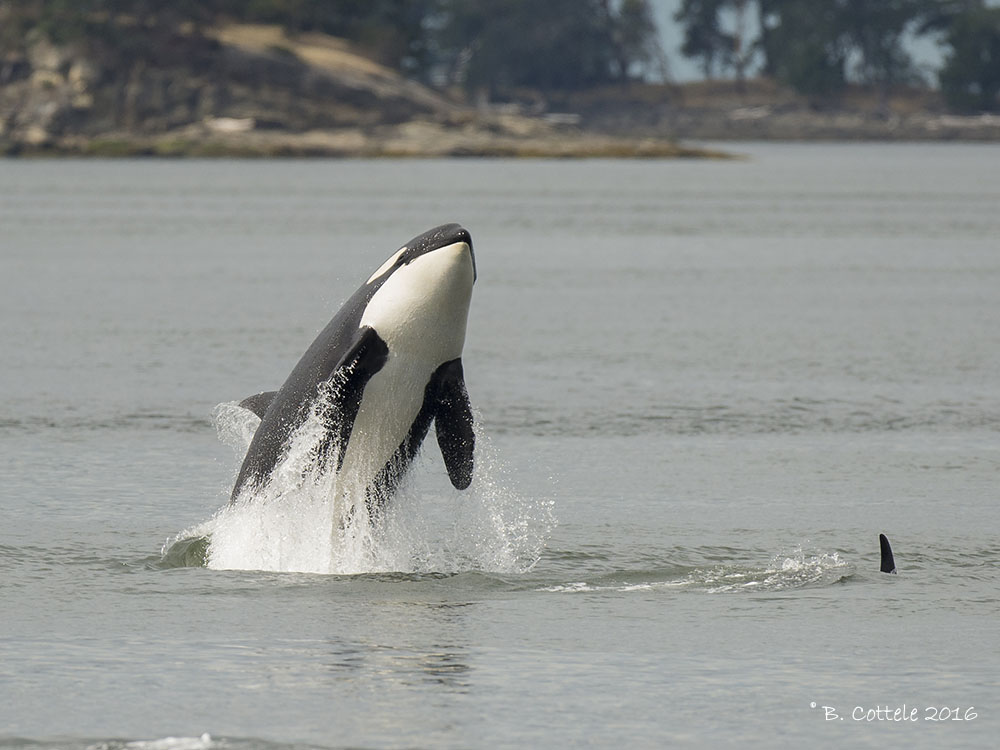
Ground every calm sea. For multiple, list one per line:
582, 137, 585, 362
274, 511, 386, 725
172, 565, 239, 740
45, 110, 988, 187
1, 144, 998, 749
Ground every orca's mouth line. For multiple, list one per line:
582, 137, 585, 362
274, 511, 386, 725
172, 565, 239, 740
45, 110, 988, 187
366, 225, 476, 287
406, 226, 475, 282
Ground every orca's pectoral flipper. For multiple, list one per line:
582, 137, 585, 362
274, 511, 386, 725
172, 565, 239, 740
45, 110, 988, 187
238, 391, 279, 419
325, 325, 389, 468
879, 533, 897, 574
433, 358, 475, 490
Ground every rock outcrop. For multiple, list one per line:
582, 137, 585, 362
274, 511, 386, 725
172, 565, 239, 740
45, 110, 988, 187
1, 25, 458, 146
0, 23, 711, 157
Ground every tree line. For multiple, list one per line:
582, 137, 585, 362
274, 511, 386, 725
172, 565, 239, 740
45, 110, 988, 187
676, 0, 1000, 111
2, 0, 998, 111
0, 0, 662, 89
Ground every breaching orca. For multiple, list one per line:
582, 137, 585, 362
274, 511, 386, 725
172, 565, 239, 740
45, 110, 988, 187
879, 533, 897, 574
231, 223, 477, 519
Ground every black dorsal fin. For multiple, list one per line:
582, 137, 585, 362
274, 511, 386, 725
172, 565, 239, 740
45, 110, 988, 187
238, 391, 278, 419
879, 533, 897, 574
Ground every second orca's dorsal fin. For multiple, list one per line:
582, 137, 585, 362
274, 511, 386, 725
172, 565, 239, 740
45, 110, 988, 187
879, 533, 897, 574
238, 391, 278, 419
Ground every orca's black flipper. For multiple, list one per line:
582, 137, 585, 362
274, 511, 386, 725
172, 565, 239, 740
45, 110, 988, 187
238, 391, 279, 419
434, 358, 475, 490
326, 325, 389, 469
362, 357, 474, 521
879, 533, 897, 574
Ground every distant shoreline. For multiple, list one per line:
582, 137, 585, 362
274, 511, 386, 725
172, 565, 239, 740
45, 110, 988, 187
3, 24, 997, 159
546, 80, 1000, 144
9, 114, 1000, 160
2, 123, 734, 159
7, 104, 997, 159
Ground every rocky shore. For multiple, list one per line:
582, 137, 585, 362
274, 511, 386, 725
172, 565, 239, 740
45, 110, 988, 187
0, 24, 723, 158
44, 122, 721, 159
554, 79, 1000, 142
2, 24, 997, 158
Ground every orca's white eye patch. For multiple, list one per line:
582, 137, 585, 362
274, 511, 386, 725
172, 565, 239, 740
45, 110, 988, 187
367, 246, 407, 284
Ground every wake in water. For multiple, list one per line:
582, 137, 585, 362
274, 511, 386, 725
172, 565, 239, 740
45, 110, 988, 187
165, 401, 554, 575
541, 545, 854, 594
686, 547, 853, 593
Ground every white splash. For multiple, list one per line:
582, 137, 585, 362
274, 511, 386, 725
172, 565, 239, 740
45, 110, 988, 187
190, 401, 554, 575
88, 735, 214, 750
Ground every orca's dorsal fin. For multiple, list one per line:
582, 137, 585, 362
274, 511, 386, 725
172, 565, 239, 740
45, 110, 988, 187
238, 391, 278, 419
880, 533, 897, 574
433, 358, 475, 490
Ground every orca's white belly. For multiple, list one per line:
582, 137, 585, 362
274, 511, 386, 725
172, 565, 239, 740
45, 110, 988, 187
338, 239, 474, 496
336, 351, 433, 494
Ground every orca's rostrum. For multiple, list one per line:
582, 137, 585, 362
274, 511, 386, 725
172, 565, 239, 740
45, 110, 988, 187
231, 224, 477, 519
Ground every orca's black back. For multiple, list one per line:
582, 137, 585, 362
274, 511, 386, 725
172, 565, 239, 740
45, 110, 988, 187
231, 279, 379, 500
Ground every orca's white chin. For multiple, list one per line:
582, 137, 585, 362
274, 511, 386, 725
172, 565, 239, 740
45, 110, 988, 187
360, 240, 474, 362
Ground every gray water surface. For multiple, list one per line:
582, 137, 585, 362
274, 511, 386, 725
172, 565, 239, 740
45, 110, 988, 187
2, 145, 998, 748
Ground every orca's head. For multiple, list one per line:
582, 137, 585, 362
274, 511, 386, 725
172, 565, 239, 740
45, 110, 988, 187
361, 224, 476, 359
366, 223, 476, 287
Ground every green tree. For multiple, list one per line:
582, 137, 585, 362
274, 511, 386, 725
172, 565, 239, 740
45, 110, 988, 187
726, 0, 757, 85
840, 0, 922, 90
434, 0, 660, 95
676, 0, 759, 82
0, 1, 438, 74
609, 0, 668, 81
675, 0, 730, 78
938, 3, 1000, 111
758, 0, 929, 101
0, 0, 223, 47
759, 0, 849, 99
